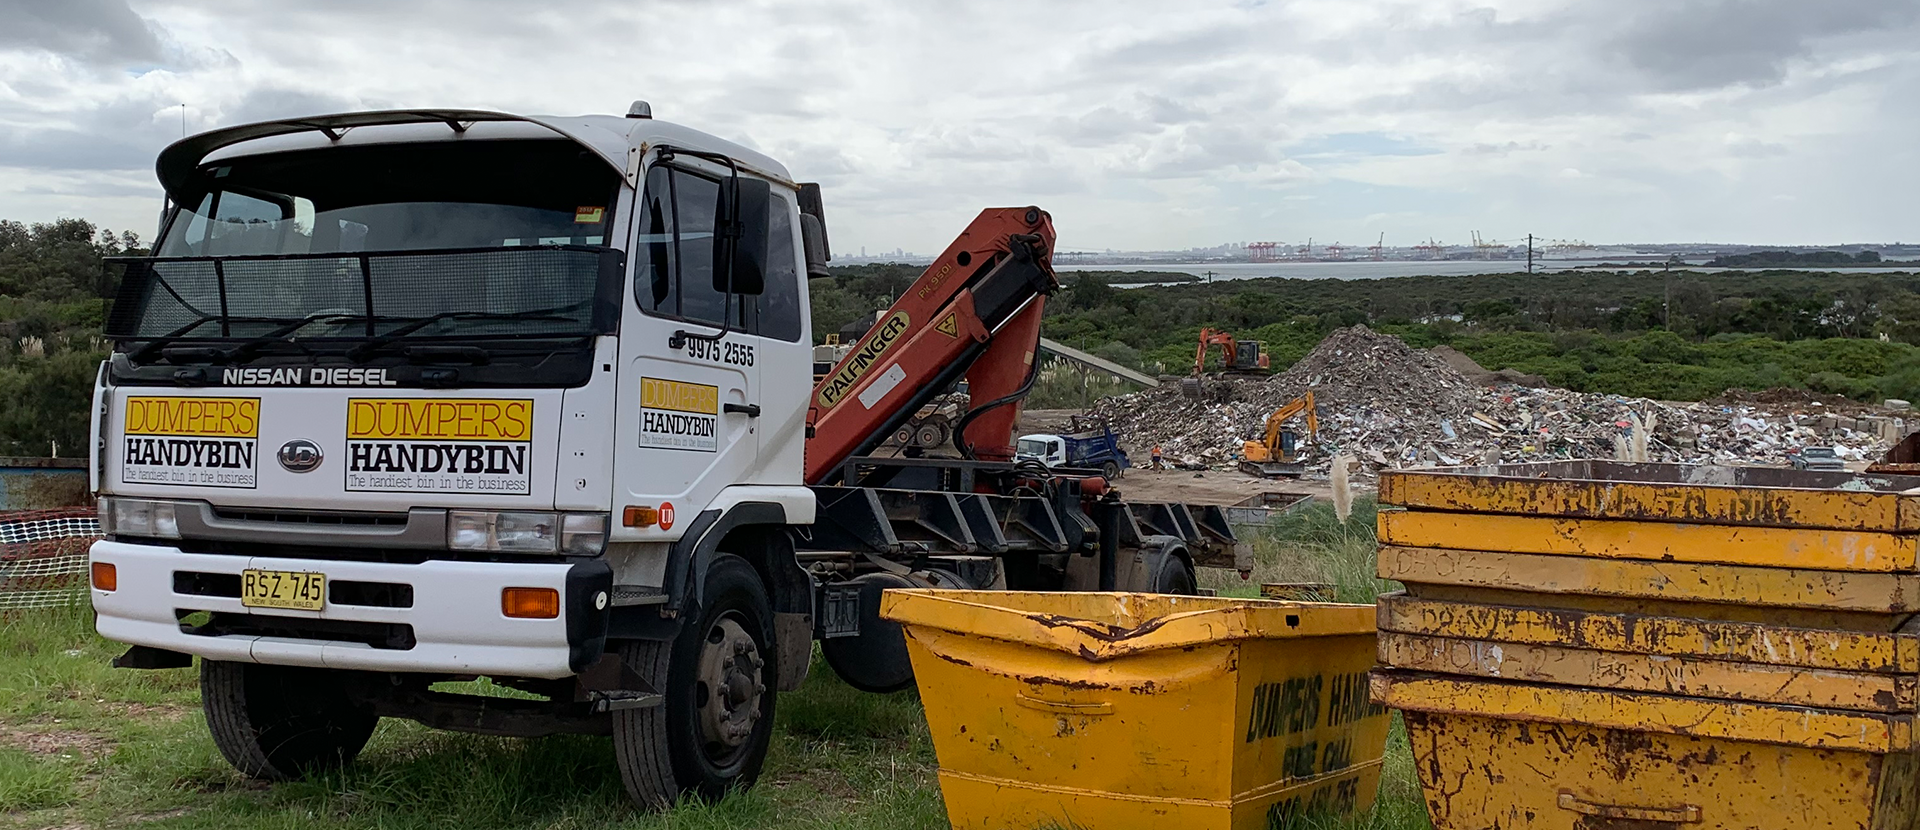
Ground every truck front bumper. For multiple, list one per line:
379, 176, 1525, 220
90, 540, 610, 680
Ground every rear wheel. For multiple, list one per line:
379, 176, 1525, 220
1148, 548, 1198, 595
614, 553, 776, 809
200, 661, 378, 780
914, 421, 948, 449
1100, 460, 1122, 480
820, 572, 917, 693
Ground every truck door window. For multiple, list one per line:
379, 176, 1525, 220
635, 165, 804, 337
635, 166, 745, 328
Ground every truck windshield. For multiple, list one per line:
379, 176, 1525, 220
111, 139, 621, 347
1017, 439, 1049, 457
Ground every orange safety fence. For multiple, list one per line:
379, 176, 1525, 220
0, 507, 101, 610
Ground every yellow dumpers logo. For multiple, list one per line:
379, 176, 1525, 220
345, 399, 533, 494
122, 397, 260, 488
639, 378, 720, 452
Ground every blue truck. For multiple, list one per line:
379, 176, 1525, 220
1015, 418, 1132, 479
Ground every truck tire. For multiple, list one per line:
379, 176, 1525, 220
1148, 548, 1198, 596
819, 572, 917, 694
1101, 460, 1122, 480
613, 553, 776, 809
200, 660, 377, 780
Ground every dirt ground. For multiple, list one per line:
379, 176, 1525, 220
1019, 408, 1339, 506
1108, 465, 1333, 505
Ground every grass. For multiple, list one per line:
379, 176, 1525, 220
0, 603, 943, 830
0, 510, 1432, 830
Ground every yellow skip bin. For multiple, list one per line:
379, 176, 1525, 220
1376, 671, 1920, 830
880, 590, 1389, 830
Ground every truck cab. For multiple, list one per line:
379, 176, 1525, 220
89, 105, 821, 807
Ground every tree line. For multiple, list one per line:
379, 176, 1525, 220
811, 262, 1920, 404
0, 219, 144, 457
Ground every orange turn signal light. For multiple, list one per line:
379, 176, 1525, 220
91, 562, 117, 592
622, 505, 659, 528
501, 587, 560, 619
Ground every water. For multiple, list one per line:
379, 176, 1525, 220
1052, 260, 1911, 282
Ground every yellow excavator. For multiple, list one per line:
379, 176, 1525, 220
1240, 391, 1317, 477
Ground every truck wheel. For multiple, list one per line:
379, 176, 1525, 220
915, 422, 947, 449
1148, 549, 1198, 596
820, 572, 917, 693
1101, 461, 1122, 480
613, 553, 776, 809
200, 661, 377, 780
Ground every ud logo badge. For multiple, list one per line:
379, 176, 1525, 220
277, 439, 324, 473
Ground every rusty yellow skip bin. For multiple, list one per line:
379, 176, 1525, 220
879, 590, 1390, 830
1375, 671, 1920, 830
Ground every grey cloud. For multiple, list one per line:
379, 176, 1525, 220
1725, 136, 1789, 158
0, 85, 365, 175
218, 88, 370, 127
1076, 21, 1268, 81
1606, 0, 1920, 91
0, 127, 154, 172
1463, 141, 1549, 156
0, 0, 164, 64
0, 91, 180, 172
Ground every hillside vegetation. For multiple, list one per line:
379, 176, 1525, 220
0, 219, 140, 457
810, 263, 1920, 404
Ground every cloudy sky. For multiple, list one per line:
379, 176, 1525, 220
2, 0, 1916, 253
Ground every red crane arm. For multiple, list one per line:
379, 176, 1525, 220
804, 207, 1057, 484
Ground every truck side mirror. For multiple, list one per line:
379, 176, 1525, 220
800, 214, 831, 279
714, 177, 770, 295
798, 183, 830, 256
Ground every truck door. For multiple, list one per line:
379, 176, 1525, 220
612, 163, 764, 542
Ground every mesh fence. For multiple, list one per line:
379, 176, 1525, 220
0, 508, 101, 611
107, 246, 615, 340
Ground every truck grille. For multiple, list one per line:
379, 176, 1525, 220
172, 571, 414, 608
178, 609, 416, 650
208, 507, 408, 527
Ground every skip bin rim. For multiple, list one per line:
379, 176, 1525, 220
1378, 461, 1920, 533
1376, 591, 1920, 674
878, 589, 1376, 662
1372, 670, 1916, 753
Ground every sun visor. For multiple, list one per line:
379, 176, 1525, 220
154, 109, 631, 204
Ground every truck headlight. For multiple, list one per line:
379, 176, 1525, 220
99, 497, 180, 540
448, 511, 607, 555
560, 512, 609, 556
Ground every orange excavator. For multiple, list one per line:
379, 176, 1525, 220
1240, 392, 1318, 477
1181, 327, 1270, 399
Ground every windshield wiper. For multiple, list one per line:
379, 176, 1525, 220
128, 317, 223, 363
345, 304, 590, 362
142, 312, 369, 365
213, 313, 371, 363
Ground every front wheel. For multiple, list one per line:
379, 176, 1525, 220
614, 553, 777, 809
201, 661, 378, 780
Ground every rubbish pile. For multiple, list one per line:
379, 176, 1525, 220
1092, 325, 1907, 475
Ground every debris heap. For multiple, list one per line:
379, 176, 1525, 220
1092, 326, 1906, 475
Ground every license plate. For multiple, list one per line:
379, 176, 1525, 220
240, 569, 326, 611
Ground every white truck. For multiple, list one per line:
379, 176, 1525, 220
87, 104, 1247, 809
